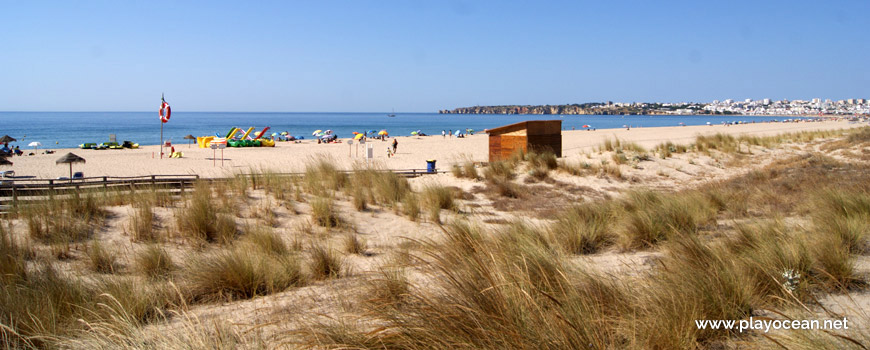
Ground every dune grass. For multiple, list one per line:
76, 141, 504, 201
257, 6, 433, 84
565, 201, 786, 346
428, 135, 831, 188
421, 184, 455, 223
617, 190, 717, 249
311, 196, 341, 228
185, 244, 304, 302
402, 193, 421, 221
308, 243, 344, 280
128, 199, 156, 242
175, 182, 237, 244
550, 202, 617, 254
135, 244, 175, 280
87, 240, 119, 274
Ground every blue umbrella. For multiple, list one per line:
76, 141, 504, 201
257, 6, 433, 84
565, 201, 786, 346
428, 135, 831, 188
454, 130, 461, 136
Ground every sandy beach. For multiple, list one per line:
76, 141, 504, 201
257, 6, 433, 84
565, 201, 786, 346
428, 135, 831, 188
4, 120, 862, 179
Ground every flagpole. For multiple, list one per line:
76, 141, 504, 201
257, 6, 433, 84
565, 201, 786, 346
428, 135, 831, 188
160, 93, 164, 159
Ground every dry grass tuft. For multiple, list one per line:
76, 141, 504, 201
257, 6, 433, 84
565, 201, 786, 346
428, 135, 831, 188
136, 244, 175, 279
343, 233, 367, 255
308, 244, 344, 280
175, 182, 237, 244
87, 240, 120, 274
551, 202, 616, 254
185, 245, 304, 301
311, 196, 341, 228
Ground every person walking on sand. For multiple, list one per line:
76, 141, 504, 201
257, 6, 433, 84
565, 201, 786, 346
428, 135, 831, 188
386, 146, 392, 158
392, 138, 398, 154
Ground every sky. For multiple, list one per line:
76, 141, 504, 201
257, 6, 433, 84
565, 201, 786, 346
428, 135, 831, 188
1, 0, 868, 112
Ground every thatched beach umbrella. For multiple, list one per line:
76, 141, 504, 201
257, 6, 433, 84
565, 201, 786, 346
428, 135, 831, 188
0, 135, 16, 144
183, 134, 196, 148
56, 152, 85, 179
0, 158, 12, 166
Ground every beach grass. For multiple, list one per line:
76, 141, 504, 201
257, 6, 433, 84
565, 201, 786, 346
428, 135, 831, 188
3, 125, 870, 348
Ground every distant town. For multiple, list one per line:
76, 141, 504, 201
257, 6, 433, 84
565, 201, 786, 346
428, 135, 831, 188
440, 98, 870, 116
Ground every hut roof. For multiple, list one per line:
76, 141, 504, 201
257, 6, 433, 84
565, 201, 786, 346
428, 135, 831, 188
485, 120, 562, 136
56, 152, 86, 165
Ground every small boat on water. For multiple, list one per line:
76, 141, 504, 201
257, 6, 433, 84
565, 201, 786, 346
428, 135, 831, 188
387, 108, 396, 118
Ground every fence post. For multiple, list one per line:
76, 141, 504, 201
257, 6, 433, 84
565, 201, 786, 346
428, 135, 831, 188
12, 186, 17, 211
103, 176, 108, 189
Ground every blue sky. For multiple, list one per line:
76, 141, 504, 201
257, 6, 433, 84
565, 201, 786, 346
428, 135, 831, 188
1, 0, 867, 112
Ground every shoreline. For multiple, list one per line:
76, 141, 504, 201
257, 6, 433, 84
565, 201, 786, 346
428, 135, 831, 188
2, 120, 864, 179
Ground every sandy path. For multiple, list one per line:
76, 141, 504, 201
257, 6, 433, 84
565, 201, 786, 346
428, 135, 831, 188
2, 120, 862, 179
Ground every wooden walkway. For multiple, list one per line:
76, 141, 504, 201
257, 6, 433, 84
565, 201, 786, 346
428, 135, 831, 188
0, 168, 440, 212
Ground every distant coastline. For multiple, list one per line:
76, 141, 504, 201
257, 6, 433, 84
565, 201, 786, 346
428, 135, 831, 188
440, 99, 869, 116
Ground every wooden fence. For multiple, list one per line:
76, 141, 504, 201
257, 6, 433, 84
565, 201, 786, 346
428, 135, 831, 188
0, 168, 440, 212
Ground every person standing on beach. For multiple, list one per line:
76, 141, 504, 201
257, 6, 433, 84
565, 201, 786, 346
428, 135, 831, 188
392, 138, 398, 154
448, 130, 452, 138
442, 130, 446, 138
386, 146, 392, 158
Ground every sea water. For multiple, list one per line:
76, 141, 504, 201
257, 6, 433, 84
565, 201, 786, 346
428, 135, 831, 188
0, 112, 804, 149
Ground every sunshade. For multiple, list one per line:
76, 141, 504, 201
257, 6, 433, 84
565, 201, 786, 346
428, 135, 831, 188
354, 133, 364, 140
0, 135, 16, 143
0, 158, 12, 166
378, 130, 388, 136
56, 152, 86, 179
28, 141, 42, 147
183, 135, 196, 140
582, 125, 590, 128
410, 131, 418, 135
280, 131, 289, 136
312, 130, 322, 136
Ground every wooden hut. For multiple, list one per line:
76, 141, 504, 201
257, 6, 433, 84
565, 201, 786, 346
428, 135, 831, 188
486, 120, 562, 162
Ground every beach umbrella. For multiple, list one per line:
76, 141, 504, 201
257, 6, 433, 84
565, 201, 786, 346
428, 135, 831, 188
325, 130, 333, 135
183, 134, 196, 148
378, 130, 388, 136
56, 152, 85, 179
454, 130, 460, 136
410, 131, 418, 135
28, 141, 42, 152
354, 133, 364, 140
271, 132, 277, 137
280, 131, 289, 136
352, 131, 360, 135
0, 135, 16, 143
312, 130, 322, 136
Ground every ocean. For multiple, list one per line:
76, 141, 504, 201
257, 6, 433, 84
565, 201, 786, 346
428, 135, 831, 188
0, 112, 805, 149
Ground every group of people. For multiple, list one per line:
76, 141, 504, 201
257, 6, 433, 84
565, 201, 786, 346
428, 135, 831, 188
1, 143, 23, 156
441, 129, 471, 138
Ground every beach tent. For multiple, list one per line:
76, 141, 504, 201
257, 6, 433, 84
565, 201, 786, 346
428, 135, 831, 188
56, 152, 86, 180
183, 135, 196, 148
